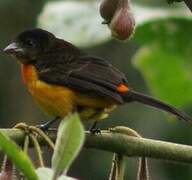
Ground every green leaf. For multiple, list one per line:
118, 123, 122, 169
37, 168, 77, 180
134, 17, 192, 50
0, 132, 38, 180
133, 17, 192, 107
133, 45, 192, 107
52, 113, 85, 180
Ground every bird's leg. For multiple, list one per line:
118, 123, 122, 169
36, 116, 60, 131
89, 121, 101, 134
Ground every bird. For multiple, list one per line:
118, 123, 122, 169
3, 28, 192, 131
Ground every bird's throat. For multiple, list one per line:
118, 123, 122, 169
20, 64, 37, 85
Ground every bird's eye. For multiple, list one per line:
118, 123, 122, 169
25, 39, 36, 48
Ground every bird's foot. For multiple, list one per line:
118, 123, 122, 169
90, 128, 101, 134
36, 117, 60, 132
35, 123, 48, 131
89, 121, 101, 134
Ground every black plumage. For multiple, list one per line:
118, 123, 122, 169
4, 28, 192, 122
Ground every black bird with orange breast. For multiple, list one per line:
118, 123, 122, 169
3, 28, 192, 129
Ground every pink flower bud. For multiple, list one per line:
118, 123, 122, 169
109, 0, 135, 40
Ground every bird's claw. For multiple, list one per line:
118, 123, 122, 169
90, 128, 101, 134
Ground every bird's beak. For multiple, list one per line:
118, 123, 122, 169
3, 42, 24, 55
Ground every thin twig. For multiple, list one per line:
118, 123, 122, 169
23, 135, 29, 154
29, 134, 44, 167
137, 158, 149, 180
29, 126, 55, 150
109, 153, 125, 180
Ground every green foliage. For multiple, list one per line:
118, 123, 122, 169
0, 132, 38, 180
134, 17, 192, 55
0, 113, 85, 180
133, 17, 192, 107
52, 113, 85, 180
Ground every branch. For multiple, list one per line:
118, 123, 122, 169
167, 0, 192, 12
1, 128, 192, 164
184, 0, 192, 12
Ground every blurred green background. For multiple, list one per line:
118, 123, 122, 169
1, 0, 192, 179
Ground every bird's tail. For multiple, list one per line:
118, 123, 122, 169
121, 90, 192, 122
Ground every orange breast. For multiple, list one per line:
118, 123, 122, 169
20, 64, 117, 121
20, 64, 76, 117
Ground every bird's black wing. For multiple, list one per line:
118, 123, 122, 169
36, 55, 128, 104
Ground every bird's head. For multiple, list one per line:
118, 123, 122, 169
3, 28, 55, 64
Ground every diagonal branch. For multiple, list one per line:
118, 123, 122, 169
1, 128, 192, 164
184, 0, 192, 12
167, 0, 192, 12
